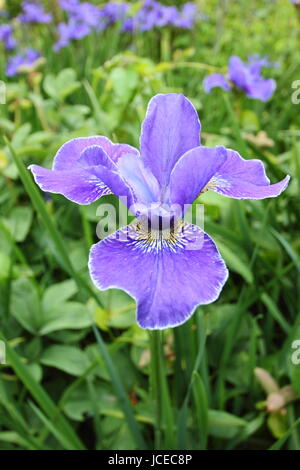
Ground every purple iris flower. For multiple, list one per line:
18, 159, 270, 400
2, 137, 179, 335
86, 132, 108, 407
128, 0, 199, 32
175, 2, 199, 29
54, 20, 91, 51
60, 0, 103, 28
228, 56, 276, 101
18, 1, 52, 24
0, 24, 17, 50
6, 49, 41, 77
28, 94, 289, 329
56, 0, 200, 39
203, 55, 276, 102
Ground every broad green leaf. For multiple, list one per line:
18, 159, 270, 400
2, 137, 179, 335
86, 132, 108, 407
42, 279, 77, 310
40, 345, 90, 376
6, 206, 33, 242
39, 301, 93, 335
10, 278, 41, 334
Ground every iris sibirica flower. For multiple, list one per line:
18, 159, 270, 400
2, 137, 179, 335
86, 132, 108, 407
6, 48, 41, 76
0, 24, 16, 50
18, 1, 52, 24
54, 20, 91, 51
55, 0, 201, 49
203, 56, 276, 101
29, 94, 289, 329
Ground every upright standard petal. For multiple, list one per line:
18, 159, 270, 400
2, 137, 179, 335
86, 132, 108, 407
203, 149, 290, 200
169, 146, 227, 210
89, 223, 228, 329
140, 93, 201, 188
117, 153, 161, 205
228, 56, 249, 91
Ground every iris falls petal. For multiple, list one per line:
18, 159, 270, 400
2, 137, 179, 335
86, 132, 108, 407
29, 138, 138, 206
28, 165, 110, 204
89, 223, 228, 329
204, 149, 290, 200
53, 136, 139, 171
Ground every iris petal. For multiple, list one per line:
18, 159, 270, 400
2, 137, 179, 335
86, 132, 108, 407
29, 139, 138, 206
205, 149, 290, 200
169, 146, 227, 210
117, 154, 161, 205
53, 136, 139, 171
203, 74, 231, 93
28, 165, 109, 204
140, 93, 201, 189
89, 223, 228, 329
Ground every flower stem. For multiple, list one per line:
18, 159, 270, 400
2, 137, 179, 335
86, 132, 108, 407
149, 330, 175, 449
149, 330, 162, 449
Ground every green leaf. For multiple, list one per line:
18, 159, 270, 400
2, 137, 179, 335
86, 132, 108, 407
10, 277, 41, 334
110, 68, 139, 104
192, 372, 208, 449
218, 241, 254, 284
40, 345, 90, 376
0, 329, 85, 450
261, 293, 291, 334
42, 279, 77, 310
39, 301, 93, 335
208, 410, 247, 439
43, 69, 81, 102
6, 206, 33, 242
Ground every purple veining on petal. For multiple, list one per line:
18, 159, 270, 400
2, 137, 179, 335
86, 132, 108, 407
206, 149, 290, 200
89, 223, 228, 329
29, 138, 138, 206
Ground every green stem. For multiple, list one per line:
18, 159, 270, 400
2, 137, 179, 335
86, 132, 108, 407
149, 330, 162, 449
149, 330, 175, 449
223, 93, 249, 157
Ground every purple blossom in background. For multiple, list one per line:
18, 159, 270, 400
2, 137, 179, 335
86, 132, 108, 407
228, 56, 276, 101
54, 20, 91, 51
6, 49, 41, 76
174, 2, 199, 28
98, 2, 130, 29
18, 1, 52, 24
0, 24, 17, 50
132, 0, 200, 31
29, 94, 289, 329
203, 73, 231, 93
55, 0, 202, 49
203, 55, 277, 101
